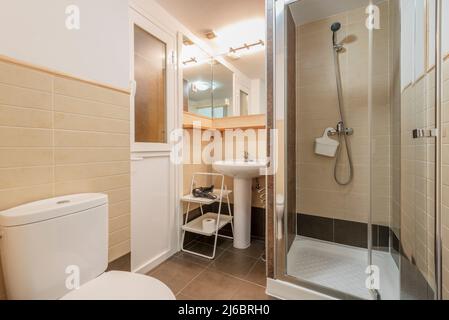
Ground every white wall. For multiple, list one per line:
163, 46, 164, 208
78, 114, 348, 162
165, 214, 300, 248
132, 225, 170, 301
0, 0, 130, 89
400, 0, 415, 88
444, 0, 449, 56
250, 79, 267, 114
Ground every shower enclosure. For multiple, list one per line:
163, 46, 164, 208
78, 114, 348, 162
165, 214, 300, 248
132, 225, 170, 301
268, 0, 446, 300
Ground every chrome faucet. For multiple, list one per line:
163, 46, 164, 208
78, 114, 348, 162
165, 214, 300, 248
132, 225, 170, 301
244, 151, 249, 162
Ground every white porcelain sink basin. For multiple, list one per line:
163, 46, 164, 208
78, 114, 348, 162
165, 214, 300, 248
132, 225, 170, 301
213, 160, 267, 179
213, 160, 267, 250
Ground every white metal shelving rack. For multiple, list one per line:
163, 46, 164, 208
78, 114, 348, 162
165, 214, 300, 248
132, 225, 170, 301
181, 172, 234, 259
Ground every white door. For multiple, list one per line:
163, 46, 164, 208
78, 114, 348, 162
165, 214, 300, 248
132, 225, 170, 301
129, 9, 177, 273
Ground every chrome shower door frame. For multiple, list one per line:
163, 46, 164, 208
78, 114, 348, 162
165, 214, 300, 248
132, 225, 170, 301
271, 0, 444, 300
271, 0, 369, 300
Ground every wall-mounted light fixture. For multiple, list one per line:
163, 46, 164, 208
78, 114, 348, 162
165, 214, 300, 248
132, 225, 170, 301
183, 38, 194, 46
191, 81, 215, 93
183, 57, 198, 66
227, 39, 265, 59
229, 39, 264, 54
205, 31, 217, 40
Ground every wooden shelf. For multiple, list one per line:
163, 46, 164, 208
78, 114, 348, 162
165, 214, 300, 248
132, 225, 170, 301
183, 112, 266, 130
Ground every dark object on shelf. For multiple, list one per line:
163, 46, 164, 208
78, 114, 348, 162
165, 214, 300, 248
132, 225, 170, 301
192, 185, 217, 200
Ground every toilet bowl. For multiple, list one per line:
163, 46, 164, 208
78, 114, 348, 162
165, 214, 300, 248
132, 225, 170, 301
62, 271, 175, 300
0, 194, 175, 300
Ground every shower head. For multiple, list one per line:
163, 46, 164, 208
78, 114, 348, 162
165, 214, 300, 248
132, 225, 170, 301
330, 22, 341, 33
331, 22, 343, 51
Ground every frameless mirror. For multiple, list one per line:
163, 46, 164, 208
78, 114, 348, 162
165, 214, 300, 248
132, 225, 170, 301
211, 61, 233, 118
182, 36, 214, 117
239, 90, 249, 116
182, 36, 234, 119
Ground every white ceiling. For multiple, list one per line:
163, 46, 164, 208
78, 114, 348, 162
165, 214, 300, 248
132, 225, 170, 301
155, 0, 265, 80
289, 0, 383, 26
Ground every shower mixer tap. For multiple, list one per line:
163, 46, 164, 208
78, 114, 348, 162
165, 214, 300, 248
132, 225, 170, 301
337, 121, 354, 136
327, 122, 354, 137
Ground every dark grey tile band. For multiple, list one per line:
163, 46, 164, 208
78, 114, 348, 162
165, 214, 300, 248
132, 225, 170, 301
297, 213, 390, 250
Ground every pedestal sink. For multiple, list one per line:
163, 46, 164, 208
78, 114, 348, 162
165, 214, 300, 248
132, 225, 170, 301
213, 160, 267, 249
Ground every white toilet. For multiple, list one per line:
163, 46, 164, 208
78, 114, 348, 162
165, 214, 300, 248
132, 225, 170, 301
0, 193, 175, 300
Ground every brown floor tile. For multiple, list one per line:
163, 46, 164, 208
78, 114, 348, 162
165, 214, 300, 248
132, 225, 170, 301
245, 259, 267, 287
197, 236, 233, 251
230, 281, 271, 300
226, 240, 265, 258
209, 250, 258, 279
180, 270, 242, 300
149, 257, 205, 295
176, 241, 225, 266
176, 293, 195, 300
106, 253, 131, 272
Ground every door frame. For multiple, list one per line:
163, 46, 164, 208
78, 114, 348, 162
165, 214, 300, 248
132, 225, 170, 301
129, 8, 176, 153
129, 7, 180, 273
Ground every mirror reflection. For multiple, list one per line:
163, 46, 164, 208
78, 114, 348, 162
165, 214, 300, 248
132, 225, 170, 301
182, 37, 213, 116
182, 36, 234, 119
211, 61, 233, 118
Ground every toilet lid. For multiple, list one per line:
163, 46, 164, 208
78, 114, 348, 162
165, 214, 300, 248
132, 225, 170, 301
61, 271, 176, 300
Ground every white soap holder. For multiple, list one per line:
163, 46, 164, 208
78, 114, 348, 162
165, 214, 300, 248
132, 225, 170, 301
315, 128, 339, 158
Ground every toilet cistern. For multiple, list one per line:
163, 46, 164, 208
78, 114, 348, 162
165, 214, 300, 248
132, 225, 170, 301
213, 159, 267, 249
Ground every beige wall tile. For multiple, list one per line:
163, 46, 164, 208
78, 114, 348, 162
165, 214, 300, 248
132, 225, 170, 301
298, 30, 335, 70
0, 167, 53, 190
0, 59, 131, 299
54, 174, 130, 196
55, 161, 129, 182
54, 112, 129, 134
54, 94, 129, 121
299, 12, 348, 36
110, 200, 131, 219
0, 184, 54, 211
54, 77, 129, 107
0, 61, 53, 92
104, 187, 130, 204
0, 149, 53, 168
110, 214, 130, 233
109, 227, 131, 247
0, 83, 52, 110
0, 127, 52, 147
54, 130, 129, 147
109, 240, 131, 262
0, 105, 52, 129
55, 148, 129, 165
444, 79, 449, 103
296, 4, 390, 224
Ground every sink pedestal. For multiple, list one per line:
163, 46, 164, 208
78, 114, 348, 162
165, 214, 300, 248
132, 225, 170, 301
233, 178, 252, 249
212, 160, 266, 250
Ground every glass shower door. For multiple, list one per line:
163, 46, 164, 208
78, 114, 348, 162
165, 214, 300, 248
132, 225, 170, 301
282, 0, 378, 300
274, 0, 442, 300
